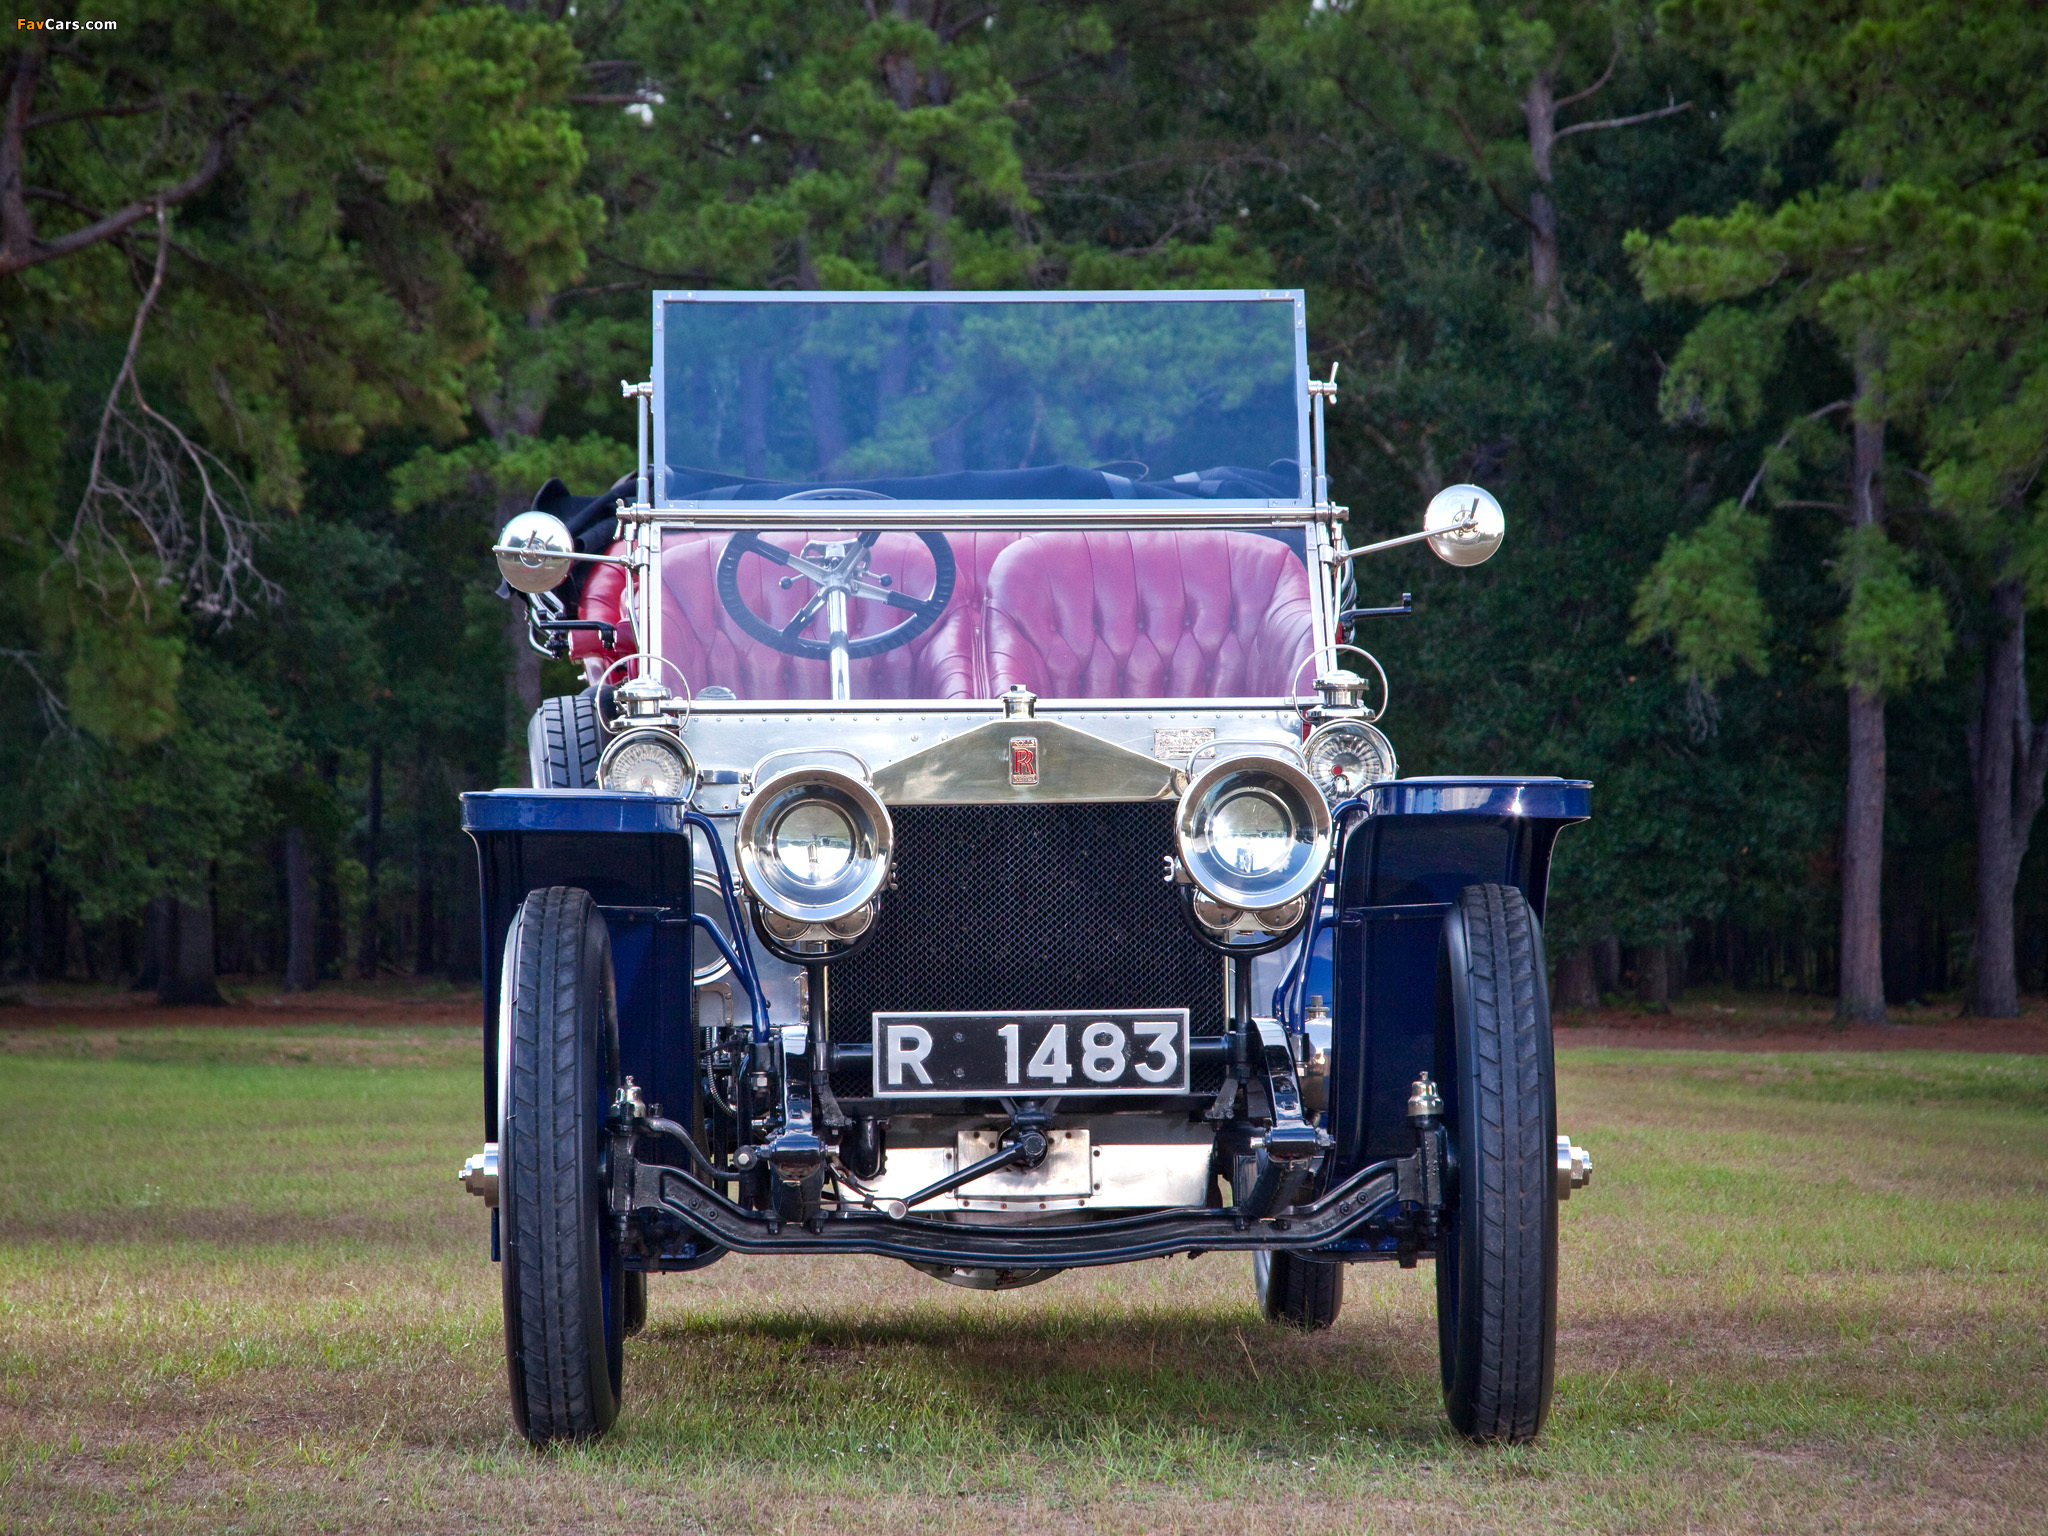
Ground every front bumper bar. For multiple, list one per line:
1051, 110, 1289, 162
618, 1154, 1402, 1270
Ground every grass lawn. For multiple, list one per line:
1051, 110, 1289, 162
1, 1024, 2043, 1533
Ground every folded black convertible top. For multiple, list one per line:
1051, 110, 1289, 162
520, 457, 1304, 580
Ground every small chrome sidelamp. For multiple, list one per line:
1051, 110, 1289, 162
1303, 668, 1397, 805
599, 727, 696, 797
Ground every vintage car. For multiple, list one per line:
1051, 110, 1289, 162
459, 288, 1592, 1448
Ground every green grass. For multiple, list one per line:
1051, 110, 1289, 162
2, 1026, 2044, 1533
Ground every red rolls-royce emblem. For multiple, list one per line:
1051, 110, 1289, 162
1009, 736, 1039, 787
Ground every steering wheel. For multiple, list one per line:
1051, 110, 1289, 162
715, 529, 957, 661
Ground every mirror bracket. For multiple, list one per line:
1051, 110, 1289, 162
1321, 483, 1504, 568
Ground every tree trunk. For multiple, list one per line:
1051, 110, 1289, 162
1521, 71, 1561, 331
283, 825, 316, 992
157, 886, 225, 1006
30, 863, 57, 980
1839, 333, 1889, 1023
358, 743, 383, 980
802, 353, 848, 477
740, 355, 770, 478
412, 742, 437, 977
413, 861, 436, 976
1840, 686, 1888, 1020
926, 172, 954, 291
136, 894, 171, 992
317, 753, 343, 982
1595, 934, 1621, 994
1555, 948, 1599, 1010
1970, 578, 2048, 1017
1636, 943, 1669, 1012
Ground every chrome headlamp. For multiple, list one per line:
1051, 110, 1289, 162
737, 765, 892, 926
1303, 719, 1397, 803
1174, 752, 1332, 912
598, 728, 696, 798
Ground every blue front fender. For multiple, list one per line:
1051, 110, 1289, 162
1327, 777, 1591, 1177
462, 789, 697, 1146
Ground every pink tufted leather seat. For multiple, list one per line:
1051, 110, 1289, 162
576, 528, 1314, 701
983, 530, 1314, 699
575, 531, 1018, 700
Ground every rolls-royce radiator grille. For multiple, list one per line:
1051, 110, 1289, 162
827, 801, 1225, 1096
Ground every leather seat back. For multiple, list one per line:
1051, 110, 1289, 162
984, 530, 1314, 699
577, 528, 1313, 702
576, 531, 1019, 700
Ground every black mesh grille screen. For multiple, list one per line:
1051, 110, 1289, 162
828, 801, 1224, 1095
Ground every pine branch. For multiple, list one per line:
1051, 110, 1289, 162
0, 89, 263, 277
1739, 400, 1851, 510
1554, 45, 1620, 112
24, 98, 164, 130
1448, 102, 1539, 235
1555, 98, 1692, 141
68, 209, 274, 624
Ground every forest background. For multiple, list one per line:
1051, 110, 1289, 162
3, 0, 2044, 1021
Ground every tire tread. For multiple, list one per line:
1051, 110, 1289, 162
1261, 1249, 1343, 1330
502, 886, 619, 1443
528, 695, 603, 789
1442, 883, 1555, 1442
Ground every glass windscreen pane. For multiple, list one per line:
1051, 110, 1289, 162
660, 298, 1304, 502
649, 525, 1312, 702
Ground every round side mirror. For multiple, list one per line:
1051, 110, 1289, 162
1424, 484, 1505, 567
495, 510, 576, 593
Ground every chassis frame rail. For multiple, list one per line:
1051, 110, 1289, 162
617, 1152, 1403, 1269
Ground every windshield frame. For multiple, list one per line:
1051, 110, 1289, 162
650, 288, 1314, 516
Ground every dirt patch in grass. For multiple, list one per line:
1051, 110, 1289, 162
0, 978, 479, 1033
1556, 991, 2048, 1054
0, 1022, 478, 1071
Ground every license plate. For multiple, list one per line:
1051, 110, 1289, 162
871, 1009, 1191, 1099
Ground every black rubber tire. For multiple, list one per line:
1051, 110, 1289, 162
1254, 1248, 1344, 1329
528, 692, 603, 789
1435, 882, 1558, 1443
500, 886, 624, 1445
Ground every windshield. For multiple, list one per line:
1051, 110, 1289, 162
656, 293, 1307, 503
646, 523, 1315, 703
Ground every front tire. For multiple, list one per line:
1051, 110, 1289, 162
528, 692, 603, 789
1254, 1249, 1344, 1329
500, 886, 624, 1445
1435, 883, 1558, 1443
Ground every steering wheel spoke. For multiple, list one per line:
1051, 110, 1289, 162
777, 553, 837, 586
778, 592, 830, 641
885, 590, 945, 619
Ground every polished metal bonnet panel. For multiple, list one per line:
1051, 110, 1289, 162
871, 716, 1183, 805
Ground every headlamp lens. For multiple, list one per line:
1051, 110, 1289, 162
1174, 751, 1332, 912
771, 802, 854, 885
1304, 719, 1396, 802
1209, 789, 1294, 876
736, 764, 893, 926
605, 735, 691, 796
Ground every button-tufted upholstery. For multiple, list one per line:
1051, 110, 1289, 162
983, 531, 1314, 699
575, 531, 1018, 700
575, 528, 1312, 701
